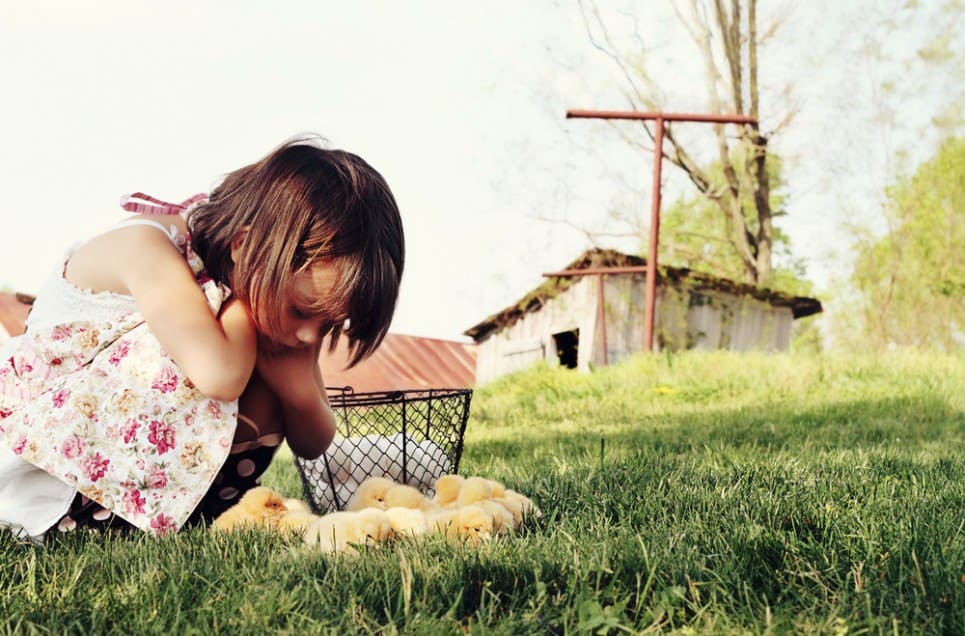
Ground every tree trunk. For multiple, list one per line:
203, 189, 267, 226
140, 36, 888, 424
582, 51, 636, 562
581, 0, 777, 287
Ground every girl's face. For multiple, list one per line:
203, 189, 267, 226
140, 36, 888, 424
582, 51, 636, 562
259, 260, 347, 352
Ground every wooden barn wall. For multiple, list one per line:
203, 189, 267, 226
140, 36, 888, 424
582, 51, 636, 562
474, 277, 596, 384
475, 274, 795, 385
600, 278, 794, 359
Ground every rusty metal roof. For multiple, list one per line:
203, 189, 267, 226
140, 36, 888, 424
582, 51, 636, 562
319, 333, 477, 392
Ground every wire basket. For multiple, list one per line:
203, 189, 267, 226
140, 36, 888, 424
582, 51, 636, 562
294, 387, 472, 513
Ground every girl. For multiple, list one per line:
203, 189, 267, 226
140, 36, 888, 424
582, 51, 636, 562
0, 135, 405, 538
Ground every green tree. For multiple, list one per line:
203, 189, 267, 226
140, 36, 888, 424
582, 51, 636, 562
847, 136, 964, 351
658, 150, 823, 351
658, 150, 813, 297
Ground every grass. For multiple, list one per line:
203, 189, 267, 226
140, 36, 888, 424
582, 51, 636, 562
2, 350, 963, 634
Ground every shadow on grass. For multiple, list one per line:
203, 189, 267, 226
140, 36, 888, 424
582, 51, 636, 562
457, 392, 965, 632
464, 393, 965, 468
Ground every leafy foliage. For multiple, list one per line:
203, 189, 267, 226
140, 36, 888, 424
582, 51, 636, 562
659, 151, 813, 298
847, 136, 964, 351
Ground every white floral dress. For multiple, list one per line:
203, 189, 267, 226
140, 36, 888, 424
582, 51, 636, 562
0, 195, 237, 536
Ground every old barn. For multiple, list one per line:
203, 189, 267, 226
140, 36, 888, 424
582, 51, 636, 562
465, 248, 822, 385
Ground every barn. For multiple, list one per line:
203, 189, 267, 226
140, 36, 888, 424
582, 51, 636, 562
464, 248, 822, 385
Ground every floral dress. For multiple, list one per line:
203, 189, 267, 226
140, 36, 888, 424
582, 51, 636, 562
0, 194, 240, 537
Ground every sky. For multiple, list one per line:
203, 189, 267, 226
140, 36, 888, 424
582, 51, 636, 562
0, 1, 955, 341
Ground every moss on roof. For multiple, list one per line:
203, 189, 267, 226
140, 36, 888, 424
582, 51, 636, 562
463, 248, 822, 341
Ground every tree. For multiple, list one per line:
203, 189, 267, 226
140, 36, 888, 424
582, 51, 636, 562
578, 0, 794, 287
847, 136, 964, 351
658, 150, 812, 296
813, 0, 964, 353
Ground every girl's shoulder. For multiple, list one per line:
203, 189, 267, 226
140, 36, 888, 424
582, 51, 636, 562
109, 213, 189, 249
64, 214, 190, 298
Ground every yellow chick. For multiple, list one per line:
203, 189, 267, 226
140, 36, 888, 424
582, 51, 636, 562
282, 497, 313, 514
429, 504, 494, 546
476, 499, 516, 534
485, 478, 508, 499
503, 488, 542, 522
304, 508, 393, 555
449, 476, 515, 532
277, 509, 319, 534
492, 494, 524, 526
455, 476, 495, 507
432, 474, 465, 508
277, 497, 320, 534
385, 506, 429, 537
384, 482, 436, 511
211, 486, 288, 532
346, 476, 397, 511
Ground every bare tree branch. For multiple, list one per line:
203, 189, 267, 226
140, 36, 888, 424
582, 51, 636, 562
531, 212, 642, 245
578, 0, 659, 108
714, 0, 744, 112
571, 0, 783, 286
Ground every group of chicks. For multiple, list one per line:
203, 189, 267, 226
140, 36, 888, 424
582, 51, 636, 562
210, 474, 541, 555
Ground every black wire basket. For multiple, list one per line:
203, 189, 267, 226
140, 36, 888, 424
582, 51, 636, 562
294, 387, 472, 513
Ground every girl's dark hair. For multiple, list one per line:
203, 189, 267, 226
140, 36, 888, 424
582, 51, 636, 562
188, 135, 405, 366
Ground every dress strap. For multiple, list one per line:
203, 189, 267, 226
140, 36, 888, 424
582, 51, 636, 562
111, 218, 182, 247
230, 414, 283, 453
120, 192, 208, 216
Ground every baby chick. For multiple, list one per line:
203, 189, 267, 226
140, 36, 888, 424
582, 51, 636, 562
304, 508, 393, 555
277, 509, 318, 534
432, 474, 465, 508
282, 497, 313, 514
429, 504, 495, 546
446, 476, 514, 533
502, 488, 542, 522
384, 482, 437, 511
476, 499, 517, 534
385, 506, 429, 537
455, 476, 495, 507
211, 486, 288, 532
345, 476, 397, 511
276, 497, 319, 534
485, 478, 508, 499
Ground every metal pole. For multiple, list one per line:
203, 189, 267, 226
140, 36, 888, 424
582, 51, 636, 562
597, 274, 608, 366
567, 110, 757, 125
543, 266, 649, 277
643, 116, 665, 352
564, 108, 758, 354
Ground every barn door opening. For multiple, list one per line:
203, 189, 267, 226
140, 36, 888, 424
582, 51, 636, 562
553, 329, 579, 369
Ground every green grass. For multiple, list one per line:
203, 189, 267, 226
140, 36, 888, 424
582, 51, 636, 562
2, 350, 963, 634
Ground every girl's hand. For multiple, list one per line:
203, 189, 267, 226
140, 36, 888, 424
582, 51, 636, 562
254, 339, 322, 404
254, 340, 336, 459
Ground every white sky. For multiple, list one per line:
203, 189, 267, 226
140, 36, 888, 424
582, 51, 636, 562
0, 1, 955, 340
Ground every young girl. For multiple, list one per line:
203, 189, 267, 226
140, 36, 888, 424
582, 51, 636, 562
0, 135, 405, 538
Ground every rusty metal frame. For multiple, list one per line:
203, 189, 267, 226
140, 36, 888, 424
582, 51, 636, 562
565, 109, 758, 353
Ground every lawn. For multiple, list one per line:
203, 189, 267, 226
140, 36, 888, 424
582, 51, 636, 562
2, 350, 963, 634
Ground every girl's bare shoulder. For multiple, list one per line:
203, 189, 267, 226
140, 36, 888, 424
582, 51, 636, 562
64, 214, 190, 296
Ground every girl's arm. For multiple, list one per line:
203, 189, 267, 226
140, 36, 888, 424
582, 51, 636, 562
118, 226, 258, 401
254, 341, 336, 459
